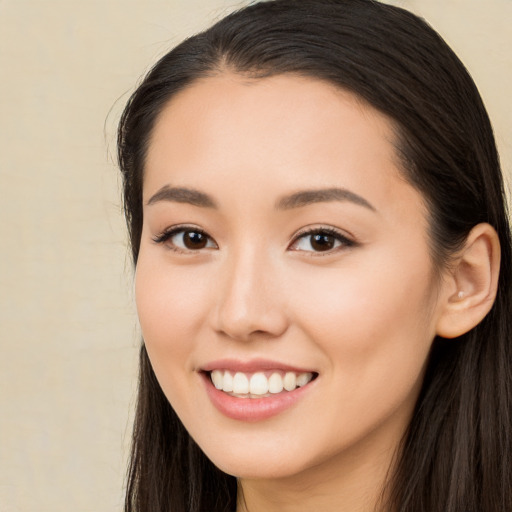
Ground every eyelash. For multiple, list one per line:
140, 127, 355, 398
152, 225, 356, 255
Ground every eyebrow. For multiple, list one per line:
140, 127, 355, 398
146, 185, 375, 212
276, 188, 376, 211
146, 186, 217, 208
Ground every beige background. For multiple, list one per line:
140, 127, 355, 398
0, 1, 510, 511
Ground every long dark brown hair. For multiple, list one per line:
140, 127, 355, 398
117, 1, 512, 510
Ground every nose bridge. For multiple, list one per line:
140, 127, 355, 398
213, 241, 287, 340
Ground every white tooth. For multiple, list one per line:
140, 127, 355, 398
211, 370, 223, 390
296, 372, 313, 387
268, 372, 284, 394
249, 372, 269, 395
232, 372, 249, 394
222, 371, 234, 392
283, 372, 297, 391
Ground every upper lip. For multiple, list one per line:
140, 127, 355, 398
200, 358, 316, 374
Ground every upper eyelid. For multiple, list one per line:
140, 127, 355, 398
290, 225, 354, 242
154, 223, 207, 237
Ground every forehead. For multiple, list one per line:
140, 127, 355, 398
144, 73, 423, 218
147, 73, 397, 161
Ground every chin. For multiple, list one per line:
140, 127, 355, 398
211, 453, 306, 480
192, 431, 319, 480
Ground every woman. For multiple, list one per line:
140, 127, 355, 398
117, 0, 512, 510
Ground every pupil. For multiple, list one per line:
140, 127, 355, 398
311, 233, 334, 251
184, 231, 207, 249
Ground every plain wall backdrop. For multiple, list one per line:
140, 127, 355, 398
0, 1, 510, 511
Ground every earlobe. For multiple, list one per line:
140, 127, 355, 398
436, 223, 501, 339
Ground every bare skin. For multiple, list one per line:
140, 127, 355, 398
136, 73, 500, 512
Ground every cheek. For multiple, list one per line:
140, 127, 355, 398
290, 250, 437, 388
134, 255, 213, 370
133, 256, 219, 423
287, 263, 436, 447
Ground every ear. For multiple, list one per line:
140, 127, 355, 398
436, 223, 501, 339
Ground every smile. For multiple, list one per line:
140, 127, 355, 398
200, 362, 319, 422
209, 369, 315, 398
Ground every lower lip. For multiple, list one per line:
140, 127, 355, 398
201, 372, 316, 422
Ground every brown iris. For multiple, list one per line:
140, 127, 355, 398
310, 232, 337, 251
183, 231, 209, 249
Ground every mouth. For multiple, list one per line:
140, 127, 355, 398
205, 369, 318, 399
199, 359, 319, 421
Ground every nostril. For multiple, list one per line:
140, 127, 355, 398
212, 273, 289, 341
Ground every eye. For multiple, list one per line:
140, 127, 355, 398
289, 228, 355, 253
153, 227, 217, 252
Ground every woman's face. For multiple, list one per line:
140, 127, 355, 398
136, 74, 449, 480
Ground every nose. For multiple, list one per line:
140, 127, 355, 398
211, 247, 289, 342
